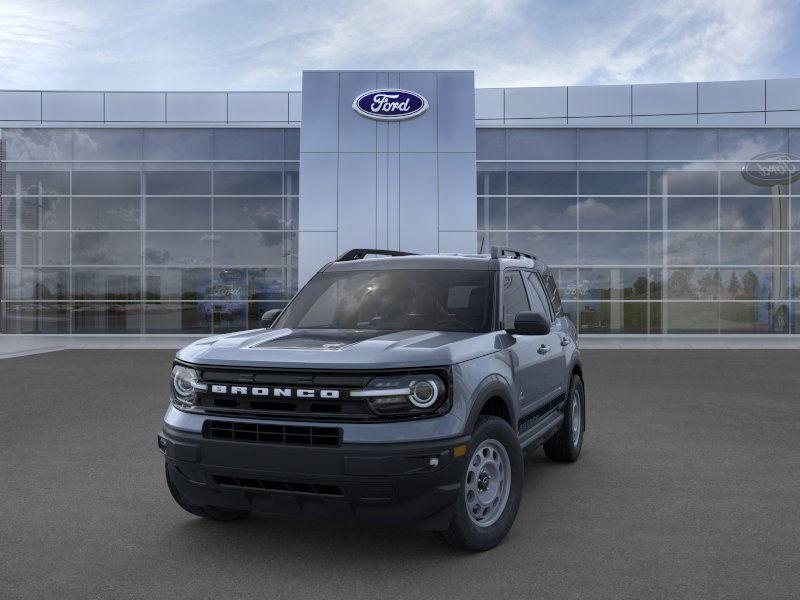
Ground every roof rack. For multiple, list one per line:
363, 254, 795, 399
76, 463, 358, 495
336, 248, 417, 262
490, 246, 537, 261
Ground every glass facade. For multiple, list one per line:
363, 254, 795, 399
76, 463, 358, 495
0, 128, 299, 333
478, 128, 800, 335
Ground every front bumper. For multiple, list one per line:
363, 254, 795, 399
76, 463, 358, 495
159, 423, 470, 530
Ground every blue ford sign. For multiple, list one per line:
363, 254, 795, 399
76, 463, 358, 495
742, 152, 800, 186
352, 89, 428, 121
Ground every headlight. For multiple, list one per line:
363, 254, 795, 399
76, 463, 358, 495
170, 365, 205, 409
351, 373, 448, 417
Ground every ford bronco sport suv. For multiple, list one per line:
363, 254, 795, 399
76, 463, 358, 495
159, 246, 585, 551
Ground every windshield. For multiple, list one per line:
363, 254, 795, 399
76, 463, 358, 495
274, 269, 496, 333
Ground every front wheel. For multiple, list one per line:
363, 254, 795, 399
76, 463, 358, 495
436, 415, 523, 551
543, 374, 585, 462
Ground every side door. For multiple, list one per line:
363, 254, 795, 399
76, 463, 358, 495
501, 270, 552, 418
522, 271, 566, 409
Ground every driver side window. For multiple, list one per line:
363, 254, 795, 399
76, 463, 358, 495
502, 271, 530, 329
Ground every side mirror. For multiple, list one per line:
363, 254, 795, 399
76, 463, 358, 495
260, 309, 283, 329
510, 311, 550, 336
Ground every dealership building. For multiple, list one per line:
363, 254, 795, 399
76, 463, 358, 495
1, 70, 799, 338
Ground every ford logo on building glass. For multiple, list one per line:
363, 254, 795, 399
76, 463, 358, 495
741, 152, 800, 187
353, 89, 428, 121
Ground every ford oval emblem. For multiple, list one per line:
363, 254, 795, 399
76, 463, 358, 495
353, 89, 428, 121
741, 152, 800, 187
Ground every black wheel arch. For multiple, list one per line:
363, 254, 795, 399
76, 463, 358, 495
464, 375, 517, 434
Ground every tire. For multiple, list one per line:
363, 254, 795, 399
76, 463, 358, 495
436, 415, 523, 552
165, 463, 251, 522
543, 374, 585, 463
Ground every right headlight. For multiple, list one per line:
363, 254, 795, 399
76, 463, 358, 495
351, 373, 448, 417
170, 364, 206, 409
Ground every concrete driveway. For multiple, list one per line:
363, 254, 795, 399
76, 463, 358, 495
1, 349, 798, 599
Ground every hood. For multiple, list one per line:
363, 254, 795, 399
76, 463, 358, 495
176, 328, 503, 369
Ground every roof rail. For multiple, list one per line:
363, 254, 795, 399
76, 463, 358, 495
490, 246, 537, 261
336, 248, 417, 262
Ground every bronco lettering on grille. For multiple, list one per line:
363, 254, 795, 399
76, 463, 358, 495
209, 384, 341, 399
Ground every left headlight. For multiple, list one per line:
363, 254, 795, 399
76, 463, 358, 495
351, 373, 448, 417
170, 365, 205, 409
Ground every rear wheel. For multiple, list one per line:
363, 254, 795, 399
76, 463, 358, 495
543, 374, 585, 462
165, 463, 250, 522
436, 415, 523, 551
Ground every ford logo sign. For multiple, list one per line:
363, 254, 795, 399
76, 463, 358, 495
741, 152, 800, 187
352, 89, 428, 121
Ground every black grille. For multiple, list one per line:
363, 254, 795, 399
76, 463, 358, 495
213, 475, 343, 497
204, 420, 342, 447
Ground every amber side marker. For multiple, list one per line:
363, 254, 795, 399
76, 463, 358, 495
453, 445, 467, 458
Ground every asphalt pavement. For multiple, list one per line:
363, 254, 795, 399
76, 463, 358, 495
1, 349, 799, 600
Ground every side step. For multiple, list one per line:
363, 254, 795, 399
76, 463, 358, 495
519, 411, 563, 452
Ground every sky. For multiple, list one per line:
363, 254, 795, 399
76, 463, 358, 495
0, 0, 798, 91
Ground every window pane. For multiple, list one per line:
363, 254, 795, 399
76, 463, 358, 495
579, 171, 647, 195
578, 129, 646, 160
144, 303, 211, 333
508, 169, 576, 195
719, 267, 786, 301
648, 129, 718, 161
143, 129, 213, 160
11, 170, 70, 195
664, 302, 719, 333
577, 302, 648, 333
720, 197, 785, 230
285, 129, 300, 159
668, 197, 718, 230
720, 168, 775, 195
144, 171, 211, 195
666, 232, 718, 264
145, 232, 212, 265
73, 129, 141, 160
72, 197, 140, 230
19, 232, 69, 265
213, 232, 294, 266
502, 271, 530, 327
213, 197, 284, 229
72, 232, 140, 265
212, 302, 248, 332
579, 233, 649, 265
718, 129, 788, 160
650, 169, 717, 195
1, 197, 17, 227
666, 268, 720, 300
507, 129, 576, 160
578, 197, 646, 230
72, 171, 140, 195
213, 169, 283, 195
4, 129, 72, 160
20, 197, 69, 230
145, 268, 212, 300
477, 165, 506, 195
72, 303, 142, 333
508, 232, 577, 265
245, 268, 289, 300
145, 197, 211, 230
577, 268, 649, 300
477, 129, 505, 160
477, 197, 506, 230
720, 232, 777, 265
2, 303, 70, 333
284, 163, 299, 196
650, 197, 663, 230
720, 302, 782, 333
72, 268, 141, 300
509, 197, 577, 230
213, 129, 283, 160
8, 268, 69, 300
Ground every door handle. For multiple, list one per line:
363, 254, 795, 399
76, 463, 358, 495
560, 336, 570, 346
537, 344, 551, 355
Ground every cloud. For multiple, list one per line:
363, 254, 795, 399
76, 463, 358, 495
0, 0, 795, 90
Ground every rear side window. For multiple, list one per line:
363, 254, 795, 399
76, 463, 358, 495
502, 271, 530, 328
544, 273, 564, 316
